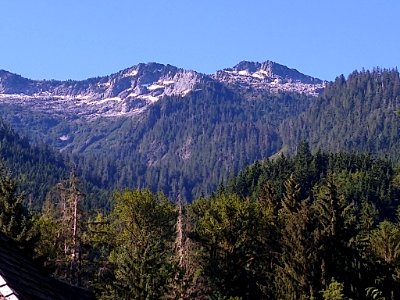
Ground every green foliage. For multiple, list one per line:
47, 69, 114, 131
0, 161, 31, 243
276, 197, 319, 299
366, 287, 385, 300
224, 146, 400, 299
281, 69, 400, 161
322, 278, 346, 300
192, 193, 275, 299
369, 220, 400, 264
103, 189, 176, 299
31, 200, 60, 263
0, 118, 67, 208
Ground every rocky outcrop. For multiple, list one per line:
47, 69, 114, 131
213, 61, 325, 96
0, 63, 208, 119
0, 61, 325, 119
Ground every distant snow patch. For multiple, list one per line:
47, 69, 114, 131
238, 70, 250, 76
125, 70, 138, 77
148, 84, 165, 91
182, 89, 192, 96
139, 95, 159, 102
96, 97, 122, 104
252, 73, 264, 79
59, 135, 70, 141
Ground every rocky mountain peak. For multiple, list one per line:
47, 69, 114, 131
0, 63, 208, 119
227, 60, 322, 84
0, 69, 12, 77
114, 62, 204, 99
213, 60, 325, 96
0, 70, 33, 94
0, 60, 325, 120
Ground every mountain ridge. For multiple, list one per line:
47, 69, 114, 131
0, 60, 325, 119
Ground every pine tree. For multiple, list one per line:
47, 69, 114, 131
369, 220, 400, 264
0, 161, 30, 243
313, 176, 357, 296
279, 173, 302, 217
56, 170, 86, 285
193, 193, 273, 299
258, 181, 279, 218
104, 189, 176, 299
33, 171, 86, 285
168, 195, 209, 299
276, 198, 318, 299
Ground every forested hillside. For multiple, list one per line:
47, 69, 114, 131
2, 144, 400, 299
0, 82, 314, 201
74, 69, 400, 200
0, 118, 112, 210
0, 118, 67, 207
73, 84, 312, 200
281, 69, 400, 158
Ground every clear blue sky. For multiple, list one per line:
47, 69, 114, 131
1, 1, 399, 81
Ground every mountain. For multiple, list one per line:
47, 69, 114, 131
213, 60, 324, 96
0, 63, 209, 119
0, 60, 320, 200
1, 61, 398, 201
0, 61, 324, 120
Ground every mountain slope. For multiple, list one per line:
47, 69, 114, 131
0, 61, 322, 200
280, 69, 400, 159
72, 82, 313, 199
0, 118, 67, 207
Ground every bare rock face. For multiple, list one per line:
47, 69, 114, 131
213, 60, 325, 96
0, 63, 208, 119
0, 60, 325, 119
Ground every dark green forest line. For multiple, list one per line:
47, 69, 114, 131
0, 118, 66, 204
281, 68, 400, 158
0, 119, 111, 210
2, 143, 400, 299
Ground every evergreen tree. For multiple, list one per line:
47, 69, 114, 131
313, 176, 356, 295
276, 198, 318, 299
279, 173, 302, 216
32, 171, 87, 286
0, 161, 31, 243
192, 194, 273, 299
104, 189, 176, 299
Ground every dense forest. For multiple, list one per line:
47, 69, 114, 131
0, 119, 66, 204
72, 85, 310, 201
281, 69, 400, 158
2, 142, 400, 299
0, 119, 110, 210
